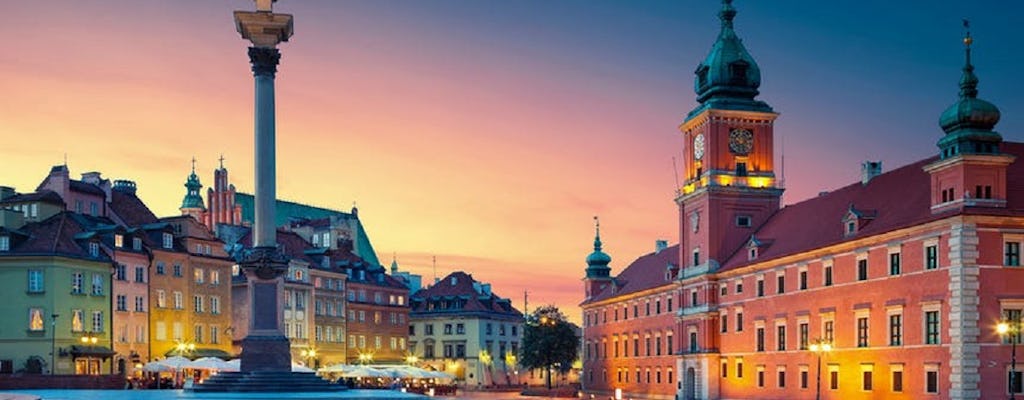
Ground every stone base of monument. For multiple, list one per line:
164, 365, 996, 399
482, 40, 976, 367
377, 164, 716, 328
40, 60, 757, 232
191, 370, 341, 393
192, 335, 338, 393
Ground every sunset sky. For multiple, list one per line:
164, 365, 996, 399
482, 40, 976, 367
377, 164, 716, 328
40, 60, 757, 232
2, 1, 1022, 323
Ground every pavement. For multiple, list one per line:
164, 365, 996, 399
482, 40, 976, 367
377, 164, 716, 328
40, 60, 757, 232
0, 395, 40, 400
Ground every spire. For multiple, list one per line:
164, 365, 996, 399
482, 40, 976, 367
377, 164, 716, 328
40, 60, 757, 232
937, 19, 1001, 157
218, 154, 226, 170
585, 216, 611, 278
181, 157, 206, 210
390, 252, 398, 274
688, 0, 771, 118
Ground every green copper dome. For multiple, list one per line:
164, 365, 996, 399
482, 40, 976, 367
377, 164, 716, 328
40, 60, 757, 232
689, 0, 772, 118
937, 30, 1002, 158
181, 165, 206, 210
585, 218, 611, 278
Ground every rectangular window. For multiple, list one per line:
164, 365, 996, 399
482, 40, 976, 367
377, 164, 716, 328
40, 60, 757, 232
777, 274, 785, 294
721, 361, 728, 378
737, 312, 744, 332
71, 272, 83, 294
799, 270, 808, 290
134, 266, 145, 283
156, 290, 166, 308
211, 296, 221, 314
135, 296, 144, 312
925, 244, 939, 270
116, 295, 127, 311
173, 264, 182, 277
863, 370, 873, 391
892, 369, 903, 392
824, 264, 833, 286
71, 309, 83, 332
757, 278, 764, 297
1006, 242, 1021, 266
91, 274, 103, 295
690, 291, 697, 307
736, 281, 743, 293
211, 326, 219, 344
858, 259, 869, 281
889, 252, 901, 275
777, 325, 786, 351
889, 314, 903, 346
1010, 370, 1023, 394
27, 270, 44, 293
757, 368, 765, 387
194, 295, 204, 313
829, 367, 839, 390
857, 317, 869, 347
799, 322, 809, 350
132, 237, 142, 251
800, 369, 809, 389
925, 310, 941, 344
194, 268, 204, 284
194, 325, 204, 343
28, 308, 44, 331
737, 361, 743, 378
162, 233, 173, 249
756, 327, 765, 352
114, 234, 124, 248
115, 264, 126, 281
0, 236, 9, 251
92, 311, 103, 332
926, 368, 939, 394
721, 315, 728, 333
174, 291, 183, 309
824, 319, 835, 343
778, 369, 786, 388
156, 262, 165, 275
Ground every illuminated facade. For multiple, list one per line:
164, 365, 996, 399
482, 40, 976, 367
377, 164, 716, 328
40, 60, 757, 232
582, 1, 1024, 399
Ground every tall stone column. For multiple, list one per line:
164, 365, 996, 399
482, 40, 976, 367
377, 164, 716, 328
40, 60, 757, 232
234, 1, 294, 374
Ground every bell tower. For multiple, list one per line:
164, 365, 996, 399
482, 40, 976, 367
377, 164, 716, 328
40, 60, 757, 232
676, 0, 783, 273
924, 22, 1014, 213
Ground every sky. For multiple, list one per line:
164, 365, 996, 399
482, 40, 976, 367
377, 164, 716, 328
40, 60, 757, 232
2, 0, 1022, 324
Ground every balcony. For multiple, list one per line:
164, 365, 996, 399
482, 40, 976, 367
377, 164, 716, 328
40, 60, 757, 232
680, 261, 718, 280
677, 304, 716, 317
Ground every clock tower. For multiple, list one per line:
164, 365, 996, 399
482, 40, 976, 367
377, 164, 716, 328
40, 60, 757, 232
676, 0, 783, 274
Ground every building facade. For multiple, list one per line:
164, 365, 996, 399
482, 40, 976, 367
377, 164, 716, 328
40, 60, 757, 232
582, 1, 1024, 400
409, 271, 524, 386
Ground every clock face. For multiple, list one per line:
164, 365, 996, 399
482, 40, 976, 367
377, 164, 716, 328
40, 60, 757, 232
693, 134, 705, 160
729, 128, 754, 155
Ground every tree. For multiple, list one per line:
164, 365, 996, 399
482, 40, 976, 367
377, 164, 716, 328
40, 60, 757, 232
519, 305, 579, 389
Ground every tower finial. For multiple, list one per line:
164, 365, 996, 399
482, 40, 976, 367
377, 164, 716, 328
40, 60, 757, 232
219, 154, 225, 169
958, 19, 978, 99
593, 216, 602, 251
191, 156, 197, 173
719, 0, 737, 33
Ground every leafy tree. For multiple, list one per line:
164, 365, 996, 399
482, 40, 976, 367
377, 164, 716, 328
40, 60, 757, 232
519, 305, 579, 389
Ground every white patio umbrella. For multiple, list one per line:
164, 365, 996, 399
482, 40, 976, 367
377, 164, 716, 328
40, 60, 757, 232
158, 355, 193, 370
141, 361, 174, 373
318, 363, 354, 374
342, 365, 389, 378
222, 359, 241, 372
188, 357, 232, 371
292, 363, 315, 373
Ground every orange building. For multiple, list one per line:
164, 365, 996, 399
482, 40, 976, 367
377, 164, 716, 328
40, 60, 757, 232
582, 1, 1024, 400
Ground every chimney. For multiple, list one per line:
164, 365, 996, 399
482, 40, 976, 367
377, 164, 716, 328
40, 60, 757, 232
655, 239, 668, 254
81, 172, 102, 184
0, 186, 15, 200
861, 161, 882, 185
113, 180, 137, 195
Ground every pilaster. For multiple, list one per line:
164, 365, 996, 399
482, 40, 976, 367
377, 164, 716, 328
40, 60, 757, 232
948, 221, 981, 400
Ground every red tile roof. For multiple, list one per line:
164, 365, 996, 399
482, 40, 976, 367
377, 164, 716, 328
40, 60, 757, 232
0, 190, 64, 205
109, 190, 159, 227
410, 271, 522, 317
583, 245, 679, 305
4, 212, 111, 261
719, 142, 1024, 272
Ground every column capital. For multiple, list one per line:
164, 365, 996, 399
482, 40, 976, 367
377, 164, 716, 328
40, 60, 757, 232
248, 47, 281, 77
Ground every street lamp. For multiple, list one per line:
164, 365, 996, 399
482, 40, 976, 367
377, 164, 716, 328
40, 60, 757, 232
300, 348, 317, 368
358, 353, 373, 365
808, 338, 832, 400
50, 314, 59, 375
999, 319, 1020, 400
405, 355, 419, 365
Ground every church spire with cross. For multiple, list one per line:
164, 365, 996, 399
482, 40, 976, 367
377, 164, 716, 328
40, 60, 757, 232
181, 157, 206, 220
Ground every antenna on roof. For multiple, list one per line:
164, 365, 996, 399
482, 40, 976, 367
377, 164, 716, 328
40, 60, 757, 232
63, 153, 68, 167
432, 255, 437, 283
671, 157, 682, 196
524, 290, 529, 316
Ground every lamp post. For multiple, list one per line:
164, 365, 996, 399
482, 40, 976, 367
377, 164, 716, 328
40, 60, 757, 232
358, 353, 373, 365
999, 319, 1020, 400
808, 338, 832, 400
300, 348, 317, 368
50, 314, 59, 375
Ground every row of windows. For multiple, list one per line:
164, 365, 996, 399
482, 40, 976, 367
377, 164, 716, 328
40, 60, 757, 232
586, 331, 674, 359
154, 262, 183, 277
27, 308, 103, 333
347, 335, 407, 351
314, 299, 345, 317
346, 289, 406, 306
115, 323, 146, 344
114, 295, 147, 312
722, 306, 942, 354
586, 366, 675, 386
731, 360, 941, 395
153, 321, 220, 344
313, 324, 345, 343
153, 290, 221, 314
585, 295, 675, 326
70, 272, 105, 296
114, 264, 148, 283
411, 322, 517, 336
112, 234, 143, 251
348, 310, 406, 325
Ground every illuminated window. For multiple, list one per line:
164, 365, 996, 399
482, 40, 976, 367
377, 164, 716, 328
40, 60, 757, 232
28, 308, 44, 331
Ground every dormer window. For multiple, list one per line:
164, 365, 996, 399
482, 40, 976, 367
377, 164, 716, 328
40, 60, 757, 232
846, 221, 857, 235
114, 234, 124, 248
132, 238, 142, 251
89, 242, 100, 258
162, 233, 173, 249
748, 247, 758, 260
842, 204, 876, 237
0, 235, 9, 252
